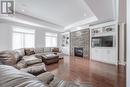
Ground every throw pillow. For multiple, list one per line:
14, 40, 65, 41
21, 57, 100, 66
52, 48, 59, 52
14, 48, 25, 57
25, 48, 35, 56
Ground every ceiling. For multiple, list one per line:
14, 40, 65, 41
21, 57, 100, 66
84, 0, 116, 23
0, 0, 117, 32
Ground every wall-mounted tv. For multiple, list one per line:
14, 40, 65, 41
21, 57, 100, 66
92, 36, 113, 47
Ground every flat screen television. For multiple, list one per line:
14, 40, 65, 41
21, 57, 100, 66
92, 36, 113, 47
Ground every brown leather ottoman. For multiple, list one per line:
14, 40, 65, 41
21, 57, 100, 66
41, 54, 59, 65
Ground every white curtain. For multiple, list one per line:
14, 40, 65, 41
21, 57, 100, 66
12, 27, 35, 49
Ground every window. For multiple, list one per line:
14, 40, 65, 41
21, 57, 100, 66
45, 32, 57, 47
12, 27, 35, 49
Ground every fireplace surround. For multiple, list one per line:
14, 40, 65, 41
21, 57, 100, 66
70, 29, 90, 58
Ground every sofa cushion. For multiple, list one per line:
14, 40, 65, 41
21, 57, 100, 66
23, 56, 42, 66
35, 53, 45, 59
14, 48, 25, 57
20, 63, 47, 75
35, 48, 44, 54
37, 72, 54, 84
0, 51, 17, 66
44, 47, 51, 52
0, 65, 48, 87
25, 48, 35, 56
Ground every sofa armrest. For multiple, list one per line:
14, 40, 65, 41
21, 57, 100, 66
37, 72, 54, 84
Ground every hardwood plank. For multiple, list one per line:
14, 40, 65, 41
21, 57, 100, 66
47, 56, 126, 87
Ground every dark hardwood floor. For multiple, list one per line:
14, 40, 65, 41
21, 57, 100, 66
46, 56, 126, 87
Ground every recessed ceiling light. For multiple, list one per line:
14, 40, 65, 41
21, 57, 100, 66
22, 10, 25, 12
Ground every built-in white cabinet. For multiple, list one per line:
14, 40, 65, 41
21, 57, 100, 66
91, 48, 117, 64
90, 22, 118, 65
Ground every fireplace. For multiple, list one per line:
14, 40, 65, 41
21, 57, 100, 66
74, 47, 83, 57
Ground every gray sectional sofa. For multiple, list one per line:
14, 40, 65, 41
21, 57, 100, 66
0, 47, 62, 75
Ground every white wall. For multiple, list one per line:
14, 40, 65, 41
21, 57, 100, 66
0, 23, 60, 51
127, 0, 130, 86
118, 0, 126, 23
0, 24, 12, 50
118, 0, 126, 66
119, 23, 126, 65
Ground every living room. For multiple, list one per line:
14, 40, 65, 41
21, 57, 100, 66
0, 0, 128, 87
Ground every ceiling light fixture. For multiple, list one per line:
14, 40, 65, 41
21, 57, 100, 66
22, 10, 25, 12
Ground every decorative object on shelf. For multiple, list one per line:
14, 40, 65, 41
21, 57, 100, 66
61, 34, 69, 47
92, 25, 114, 36
106, 27, 113, 32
